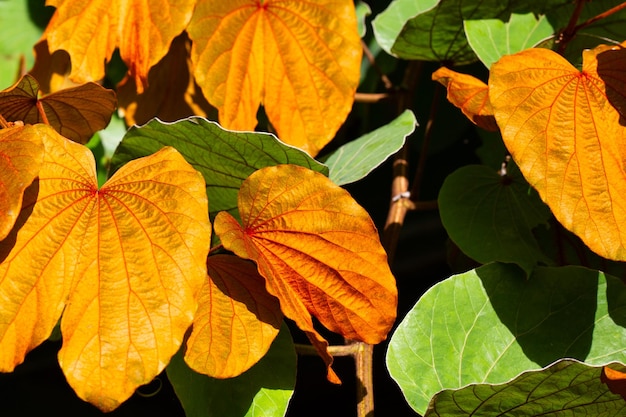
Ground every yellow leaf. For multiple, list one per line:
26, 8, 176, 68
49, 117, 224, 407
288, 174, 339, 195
185, 254, 282, 378
0, 129, 211, 411
489, 46, 626, 260
44, 0, 197, 93
187, 0, 362, 156
0, 74, 116, 144
214, 164, 397, 383
432, 66, 498, 131
0, 124, 44, 240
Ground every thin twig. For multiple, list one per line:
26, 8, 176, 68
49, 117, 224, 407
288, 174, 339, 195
573, 1, 626, 33
556, 0, 588, 53
354, 92, 393, 103
361, 39, 393, 90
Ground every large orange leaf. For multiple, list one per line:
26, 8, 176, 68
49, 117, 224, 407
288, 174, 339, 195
0, 124, 45, 240
489, 46, 626, 260
44, 0, 196, 93
0, 74, 116, 144
213, 164, 397, 382
432, 66, 498, 131
0, 129, 211, 411
187, 0, 362, 156
185, 254, 283, 378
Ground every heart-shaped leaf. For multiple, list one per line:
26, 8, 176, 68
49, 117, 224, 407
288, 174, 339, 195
0, 74, 116, 143
0, 124, 45, 240
0, 129, 211, 411
432, 67, 497, 131
44, 0, 196, 92
187, 0, 362, 156
214, 164, 397, 382
489, 45, 626, 261
185, 254, 283, 378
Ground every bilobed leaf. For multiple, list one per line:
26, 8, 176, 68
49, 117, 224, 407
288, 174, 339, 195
0, 129, 211, 411
432, 67, 497, 131
426, 360, 626, 416
387, 263, 626, 415
187, 0, 362, 156
322, 110, 417, 186
464, 13, 555, 69
111, 117, 328, 220
489, 46, 626, 261
214, 164, 397, 383
168, 322, 296, 417
0, 74, 116, 144
0, 124, 44, 240
438, 164, 552, 275
44, 0, 196, 92
185, 255, 283, 378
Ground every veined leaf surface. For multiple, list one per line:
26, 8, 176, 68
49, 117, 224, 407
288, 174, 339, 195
0, 129, 211, 411
490, 46, 626, 260
214, 164, 397, 382
187, 0, 362, 156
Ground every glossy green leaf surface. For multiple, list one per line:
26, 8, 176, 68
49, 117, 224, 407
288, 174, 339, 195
167, 323, 296, 417
465, 13, 555, 68
387, 263, 626, 415
110, 117, 328, 219
322, 110, 417, 186
426, 360, 626, 416
438, 164, 552, 275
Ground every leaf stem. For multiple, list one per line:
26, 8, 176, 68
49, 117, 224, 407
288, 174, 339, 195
573, 1, 626, 34
0, 114, 9, 129
361, 39, 393, 90
354, 92, 393, 103
36, 101, 50, 125
556, 0, 588, 53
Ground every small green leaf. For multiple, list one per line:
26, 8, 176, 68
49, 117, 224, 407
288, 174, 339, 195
438, 163, 552, 275
426, 360, 626, 416
110, 117, 328, 219
167, 323, 296, 417
387, 263, 626, 415
356, 1, 372, 38
322, 110, 417, 186
464, 13, 555, 68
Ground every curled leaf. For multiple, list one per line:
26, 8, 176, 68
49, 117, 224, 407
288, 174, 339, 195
214, 164, 397, 382
0, 74, 116, 144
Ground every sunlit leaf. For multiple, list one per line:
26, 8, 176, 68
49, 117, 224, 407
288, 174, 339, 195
464, 13, 555, 69
168, 322, 296, 417
185, 254, 283, 378
0, 124, 45, 240
0, 74, 116, 143
187, 0, 362, 156
0, 129, 211, 411
44, 0, 196, 92
432, 67, 497, 131
426, 360, 626, 416
387, 263, 626, 415
214, 164, 397, 383
111, 117, 327, 221
117, 33, 216, 126
489, 46, 626, 261
322, 110, 417, 186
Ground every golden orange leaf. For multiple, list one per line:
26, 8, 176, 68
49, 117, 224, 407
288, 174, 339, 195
187, 0, 362, 156
0, 124, 44, 240
0, 74, 116, 144
184, 254, 282, 378
117, 33, 216, 126
44, 0, 196, 93
29, 39, 77, 95
213, 164, 397, 383
432, 66, 498, 131
490, 46, 626, 260
0, 129, 211, 411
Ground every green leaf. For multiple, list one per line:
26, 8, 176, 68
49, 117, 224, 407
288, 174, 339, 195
386, 263, 626, 415
371, 0, 438, 56
356, 1, 372, 38
0, 0, 52, 89
426, 360, 626, 416
438, 163, 552, 275
167, 323, 296, 417
110, 117, 328, 220
464, 13, 555, 69
322, 110, 417, 186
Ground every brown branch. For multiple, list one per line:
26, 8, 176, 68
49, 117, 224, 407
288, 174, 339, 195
556, 0, 589, 53
362, 39, 393, 90
573, 1, 626, 33
354, 92, 393, 103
